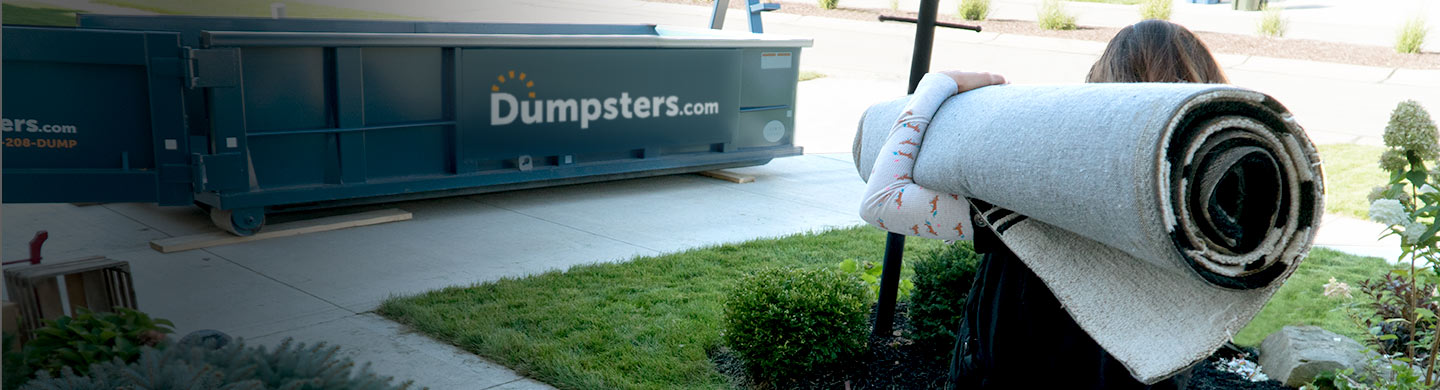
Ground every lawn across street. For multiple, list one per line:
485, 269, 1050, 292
381, 226, 1392, 389
1317, 143, 1387, 220
2, 3, 82, 26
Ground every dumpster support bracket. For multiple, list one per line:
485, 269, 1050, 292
187, 48, 241, 89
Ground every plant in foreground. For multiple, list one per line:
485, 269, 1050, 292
1359, 100, 1440, 387
21, 307, 174, 378
818, 0, 839, 10
908, 242, 981, 352
20, 338, 419, 390
722, 267, 870, 381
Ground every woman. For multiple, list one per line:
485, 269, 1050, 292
859, 20, 1227, 388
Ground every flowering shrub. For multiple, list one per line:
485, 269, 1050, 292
1355, 100, 1440, 387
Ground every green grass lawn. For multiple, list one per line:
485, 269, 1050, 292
93, 0, 419, 20
2, 3, 81, 27
382, 226, 1391, 389
380, 227, 944, 390
1233, 248, 1391, 346
1317, 143, 1387, 220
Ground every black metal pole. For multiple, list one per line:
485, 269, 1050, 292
873, 232, 907, 335
907, 0, 940, 94
874, 0, 941, 338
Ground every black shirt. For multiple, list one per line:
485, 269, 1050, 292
952, 209, 1177, 389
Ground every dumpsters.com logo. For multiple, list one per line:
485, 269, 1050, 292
490, 71, 721, 129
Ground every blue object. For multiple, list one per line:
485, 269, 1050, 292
1189, 0, 1220, 4
3, 16, 812, 235
748, 0, 782, 34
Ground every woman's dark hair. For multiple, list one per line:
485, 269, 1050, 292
1086, 20, 1228, 84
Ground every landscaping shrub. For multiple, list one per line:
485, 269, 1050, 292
1347, 99, 1440, 387
1396, 16, 1429, 54
20, 338, 418, 390
908, 242, 981, 351
722, 267, 870, 380
1355, 273, 1439, 357
4, 334, 31, 390
818, 0, 839, 10
1138, 0, 1170, 21
958, 0, 989, 21
20, 307, 174, 378
1037, 0, 1076, 30
1257, 5, 1287, 37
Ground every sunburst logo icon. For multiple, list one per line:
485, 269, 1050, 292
492, 70, 535, 98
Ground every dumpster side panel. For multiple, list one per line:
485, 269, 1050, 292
2, 27, 189, 204
242, 48, 331, 132
241, 47, 334, 189
460, 48, 741, 166
362, 47, 445, 126
735, 48, 800, 150
4, 62, 152, 170
366, 126, 452, 179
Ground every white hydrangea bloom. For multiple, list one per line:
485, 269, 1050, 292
1405, 221, 1428, 243
1323, 277, 1352, 299
1370, 199, 1410, 226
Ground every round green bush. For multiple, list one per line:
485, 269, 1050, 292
722, 267, 870, 379
908, 241, 981, 351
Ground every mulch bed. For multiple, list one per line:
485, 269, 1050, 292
651, 0, 1440, 70
711, 302, 1297, 389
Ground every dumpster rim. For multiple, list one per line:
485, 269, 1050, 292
201, 30, 814, 49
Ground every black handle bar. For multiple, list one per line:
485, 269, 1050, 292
877, 15, 982, 32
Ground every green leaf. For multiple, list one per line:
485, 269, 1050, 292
838, 259, 858, 274
56, 347, 82, 363
1379, 334, 1401, 340
1421, 222, 1440, 246
1409, 169, 1428, 187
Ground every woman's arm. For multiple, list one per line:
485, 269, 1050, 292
859, 71, 1004, 240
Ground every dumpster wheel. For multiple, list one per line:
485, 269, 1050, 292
211, 208, 265, 236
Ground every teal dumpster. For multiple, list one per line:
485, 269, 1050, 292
3, 16, 813, 234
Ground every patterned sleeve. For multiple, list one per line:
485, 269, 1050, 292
858, 73, 974, 241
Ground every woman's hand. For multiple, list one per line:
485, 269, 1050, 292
940, 71, 1006, 94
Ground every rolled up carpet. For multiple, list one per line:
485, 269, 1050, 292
854, 83, 1324, 384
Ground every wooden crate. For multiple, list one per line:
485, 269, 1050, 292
4, 257, 137, 341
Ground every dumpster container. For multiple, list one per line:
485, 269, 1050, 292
1234, 0, 1268, 11
3, 16, 813, 235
